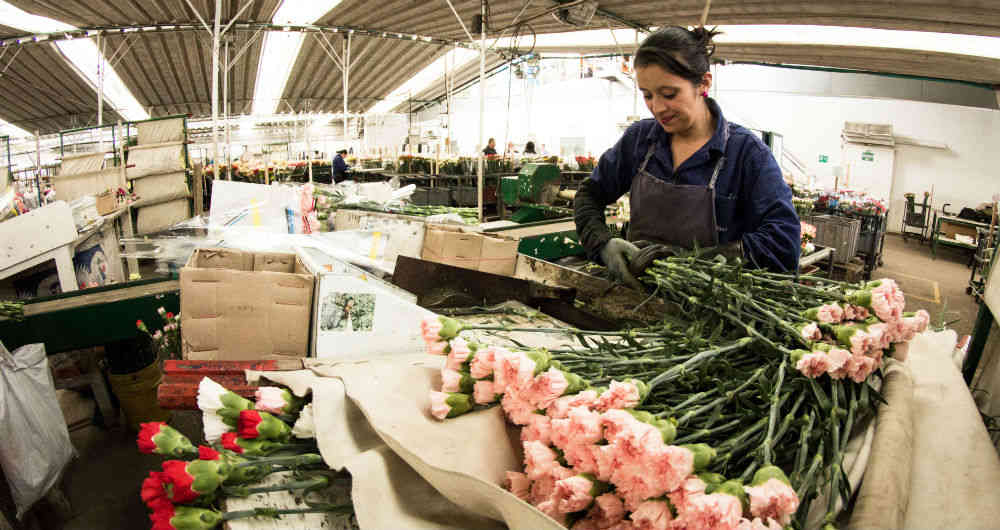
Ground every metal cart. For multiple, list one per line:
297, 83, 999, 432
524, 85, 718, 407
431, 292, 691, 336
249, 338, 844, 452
968, 226, 997, 303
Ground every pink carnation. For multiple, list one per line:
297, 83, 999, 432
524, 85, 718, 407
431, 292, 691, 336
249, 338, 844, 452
677, 492, 743, 530
526, 368, 570, 409
531, 465, 575, 505
551, 406, 604, 449
870, 293, 900, 323
441, 368, 463, 393
668, 477, 707, 514
428, 391, 451, 420
563, 442, 600, 475
846, 329, 874, 357
445, 338, 473, 370
474, 380, 498, 404
736, 518, 783, 530
548, 390, 600, 419
867, 323, 892, 349
572, 520, 601, 530
595, 381, 642, 412
799, 323, 821, 341
844, 305, 869, 321
903, 309, 931, 334
847, 355, 877, 383
523, 440, 559, 480
745, 478, 800, 526
471, 346, 504, 379
593, 444, 619, 482
647, 444, 695, 493
502, 391, 537, 425
871, 279, 905, 321
522, 413, 553, 446
504, 471, 531, 501
553, 475, 597, 513
630, 499, 674, 530
588, 493, 625, 528
796, 352, 831, 378
606, 522, 637, 530
426, 340, 448, 356
420, 317, 443, 344
496, 351, 537, 395
816, 303, 844, 324
826, 348, 851, 375
254, 387, 288, 415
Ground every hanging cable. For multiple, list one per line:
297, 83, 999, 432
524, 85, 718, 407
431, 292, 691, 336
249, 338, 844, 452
503, 59, 513, 157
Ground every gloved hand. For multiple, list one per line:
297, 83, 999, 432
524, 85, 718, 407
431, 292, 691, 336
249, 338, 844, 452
599, 238, 642, 290
628, 241, 683, 276
697, 240, 744, 262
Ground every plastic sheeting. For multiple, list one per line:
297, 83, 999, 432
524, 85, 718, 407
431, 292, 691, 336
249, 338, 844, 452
60, 153, 105, 176
0, 341, 75, 519
136, 118, 185, 145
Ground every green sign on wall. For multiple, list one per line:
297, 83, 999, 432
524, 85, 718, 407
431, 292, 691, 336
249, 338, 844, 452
861, 150, 875, 162
818, 154, 829, 163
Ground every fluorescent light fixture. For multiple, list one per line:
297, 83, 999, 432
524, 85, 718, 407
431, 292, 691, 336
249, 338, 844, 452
492, 26, 1000, 61
0, 1, 149, 122
56, 40, 149, 121
253, 0, 344, 115
368, 48, 479, 114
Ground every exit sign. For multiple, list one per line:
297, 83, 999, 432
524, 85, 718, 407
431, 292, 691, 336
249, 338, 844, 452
818, 155, 829, 163
861, 150, 875, 162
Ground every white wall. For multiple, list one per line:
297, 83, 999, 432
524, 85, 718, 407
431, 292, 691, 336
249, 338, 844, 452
716, 89, 1000, 231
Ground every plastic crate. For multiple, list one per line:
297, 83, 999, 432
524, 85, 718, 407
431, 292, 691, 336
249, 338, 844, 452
409, 187, 431, 205
427, 187, 452, 206
806, 215, 860, 264
453, 186, 477, 206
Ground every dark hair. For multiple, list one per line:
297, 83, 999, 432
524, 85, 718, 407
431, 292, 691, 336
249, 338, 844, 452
488, 137, 495, 144
524, 141, 536, 154
337, 149, 348, 155
634, 26, 720, 85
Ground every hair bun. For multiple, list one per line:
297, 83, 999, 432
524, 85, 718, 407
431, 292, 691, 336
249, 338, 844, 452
690, 26, 720, 58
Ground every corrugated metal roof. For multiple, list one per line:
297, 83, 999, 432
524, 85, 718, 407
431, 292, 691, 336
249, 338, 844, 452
0, 1, 998, 134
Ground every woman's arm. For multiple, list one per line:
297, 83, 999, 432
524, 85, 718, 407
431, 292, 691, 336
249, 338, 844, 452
573, 124, 641, 262
740, 147, 801, 272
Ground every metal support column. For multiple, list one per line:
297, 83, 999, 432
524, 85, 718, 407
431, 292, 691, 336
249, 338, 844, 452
477, 0, 486, 223
34, 131, 42, 205
224, 39, 231, 177
97, 34, 105, 152
211, 1, 222, 178
342, 33, 352, 148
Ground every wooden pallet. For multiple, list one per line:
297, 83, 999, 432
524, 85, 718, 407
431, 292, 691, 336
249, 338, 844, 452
157, 359, 304, 409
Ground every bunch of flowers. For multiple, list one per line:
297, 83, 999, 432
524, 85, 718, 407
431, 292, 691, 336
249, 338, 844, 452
136, 378, 351, 529
576, 156, 596, 172
424, 254, 932, 529
800, 222, 817, 256
136, 307, 181, 363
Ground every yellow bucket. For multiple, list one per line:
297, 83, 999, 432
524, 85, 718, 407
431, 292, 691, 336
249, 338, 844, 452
108, 362, 172, 429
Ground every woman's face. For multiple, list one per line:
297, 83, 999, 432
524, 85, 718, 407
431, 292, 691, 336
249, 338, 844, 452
637, 64, 710, 135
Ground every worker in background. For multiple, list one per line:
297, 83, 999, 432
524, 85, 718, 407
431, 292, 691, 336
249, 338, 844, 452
524, 141, 537, 155
333, 149, 351, 183
483, 138, 497, 156
574, 26, 800, 290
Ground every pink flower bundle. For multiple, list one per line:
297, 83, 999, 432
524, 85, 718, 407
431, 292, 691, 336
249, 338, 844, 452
794, 278, 930, 381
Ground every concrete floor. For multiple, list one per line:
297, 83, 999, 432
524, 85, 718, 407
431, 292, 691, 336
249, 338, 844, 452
4, 232, 982, 530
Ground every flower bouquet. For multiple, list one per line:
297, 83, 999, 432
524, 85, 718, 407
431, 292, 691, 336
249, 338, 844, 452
135, 378, 353, 529
576, 156, 596, 172
136, 306, 181, 363
801, 222, 817, 256
421, 255, 930, 529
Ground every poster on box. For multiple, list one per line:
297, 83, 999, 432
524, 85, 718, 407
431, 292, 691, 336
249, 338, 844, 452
313, 275, 433, 360
13, 243, 110, 298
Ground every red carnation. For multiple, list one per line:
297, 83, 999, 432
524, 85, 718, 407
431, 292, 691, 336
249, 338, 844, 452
166, 312, 174, 320
221, 432, 243, 453
161, 461, 198, 503
137, 422, 164, 453
238, 409, 264, 439
198, 446, 220, 461
149, 502, 175, 530
140, 471, 172, 512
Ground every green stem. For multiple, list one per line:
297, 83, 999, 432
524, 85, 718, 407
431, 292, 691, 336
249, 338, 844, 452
647, 338, 755, 390
234, 454, 324, 469
222, 476, 329, 497
462, 325, 665, 338
763, 362, 787, 466
673, 418, 743, 444
792, 410, 816, 484
221, 505, 354, 521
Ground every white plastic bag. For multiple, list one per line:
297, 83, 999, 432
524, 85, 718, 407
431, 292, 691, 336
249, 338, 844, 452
0, 341, 76, 519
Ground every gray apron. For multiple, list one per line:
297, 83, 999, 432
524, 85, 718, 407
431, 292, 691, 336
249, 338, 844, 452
627, 129, 729, 248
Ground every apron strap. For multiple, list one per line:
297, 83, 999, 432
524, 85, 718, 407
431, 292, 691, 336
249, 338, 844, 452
638, 142, 657, 173
707, 124, 731, 190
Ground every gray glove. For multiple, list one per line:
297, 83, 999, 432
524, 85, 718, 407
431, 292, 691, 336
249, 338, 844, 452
697, 240, 744, 262
599, 238, 642, 290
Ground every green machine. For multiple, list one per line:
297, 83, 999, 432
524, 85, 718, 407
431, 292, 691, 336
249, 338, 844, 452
500, 163, 566, 223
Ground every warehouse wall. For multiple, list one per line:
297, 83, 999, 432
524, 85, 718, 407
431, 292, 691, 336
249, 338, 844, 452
717, 89, 1000, 232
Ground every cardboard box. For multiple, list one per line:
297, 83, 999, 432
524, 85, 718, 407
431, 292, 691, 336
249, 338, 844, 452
296, 246, 435, 360
96, 190, 118, 215
421, 225, 519, 276
180, 248, 315, 361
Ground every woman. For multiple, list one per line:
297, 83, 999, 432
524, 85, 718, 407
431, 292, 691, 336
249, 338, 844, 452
483, 138, 497, 156
524, 141, 537, 154
573, 26, 799, 289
